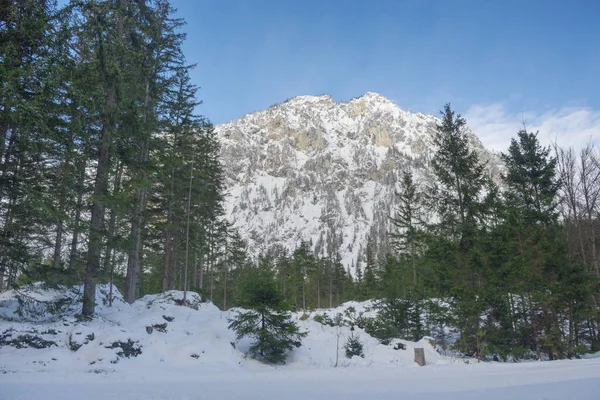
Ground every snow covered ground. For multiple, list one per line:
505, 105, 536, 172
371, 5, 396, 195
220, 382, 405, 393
1, 284, 599, 399
2, 358, 599, 400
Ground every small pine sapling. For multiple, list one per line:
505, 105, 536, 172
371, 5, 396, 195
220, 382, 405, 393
344, 332, 364, 359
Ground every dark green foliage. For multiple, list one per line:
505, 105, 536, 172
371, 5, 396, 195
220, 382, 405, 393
344, 332, 364, 358
375, 106, 598, 361
362, 316, 394, 345
313, 313, 335, 327
423, 104, 497, 358
266, 243, 354, 311
68, 332, 95, 352
228, 261, 307, 364
431, 104, 488, 240
501, 129, 559, 224
151, 323, 168, 333
106, 339, 142, 358
0, 0, 59, 291
0, 0, 227, 316
0, 333, 57, 349
390, 171, 425, 285
367, 254, 425, 343
359, 242, 379, 300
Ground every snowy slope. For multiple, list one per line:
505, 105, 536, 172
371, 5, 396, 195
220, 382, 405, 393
216, 93, 502, 271
2, 284, 599, 400
0, 284, 448, 375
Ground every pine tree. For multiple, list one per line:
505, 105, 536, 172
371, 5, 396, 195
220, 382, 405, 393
220, 229, 248, 309
502, 129, 559, 225
74, 0, 130, 316
228, 259, 307, 364
390, 170, 426, 285
291, 241, 315, 309
500, 129, 574, 359
344, 332, 364, 358
0, 0, 57, 290
358, 242, 378, 300
431, 104, 487, 241
0, 0, 226, 305
122, 0, 193, 303
428, 104, 492, 357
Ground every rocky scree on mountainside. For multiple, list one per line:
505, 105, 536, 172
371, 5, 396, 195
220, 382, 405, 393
215, 93, 502, 272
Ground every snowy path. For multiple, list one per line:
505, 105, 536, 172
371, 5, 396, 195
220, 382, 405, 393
2, 358, 599, 400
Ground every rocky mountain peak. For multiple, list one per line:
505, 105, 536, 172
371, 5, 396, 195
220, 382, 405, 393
215, 93, 501, 272
350, 91, 394, 104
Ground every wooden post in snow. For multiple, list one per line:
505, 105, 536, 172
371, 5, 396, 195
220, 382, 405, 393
414, 348, 426, 366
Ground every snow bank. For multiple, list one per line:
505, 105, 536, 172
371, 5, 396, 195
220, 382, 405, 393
0, 283, 125, 322
1, 283, 459, 377
3, 284, 599, 399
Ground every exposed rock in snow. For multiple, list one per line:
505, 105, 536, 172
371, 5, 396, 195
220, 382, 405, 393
216, 93, 502, 272
0, 283, 126, 322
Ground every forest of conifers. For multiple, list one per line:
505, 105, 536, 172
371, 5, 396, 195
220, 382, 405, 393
1, 1, 599, 361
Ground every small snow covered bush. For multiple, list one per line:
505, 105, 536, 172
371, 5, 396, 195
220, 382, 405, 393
344, 332, 364, 358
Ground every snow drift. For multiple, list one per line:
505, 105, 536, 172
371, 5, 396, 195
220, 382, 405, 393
1, 284, 445, 375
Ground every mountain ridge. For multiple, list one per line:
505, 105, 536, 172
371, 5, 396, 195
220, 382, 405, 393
215, 92, 501, 272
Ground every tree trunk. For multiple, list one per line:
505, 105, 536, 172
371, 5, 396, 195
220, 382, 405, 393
193, 251, 198, 291
198, 252, 204, 292
329, 267, 333, 308
125, 140, 150, 303
68, 164, 85, 272
209, 231, 214, 302
529, 298, 541, 360
170, 236, 179, 289
411, 235, 417, 284
282, 275, 287, 297
161, 168, 175, 292
82, 84, 116, 317
0, 98, 12, 163
183, 160, 193, 303
0, 126, 18, 208
104, 161, 123, 301
302, 282, 306, 310
223, 265, 228, 310
51, 202, 64, 270
125, 78, 152, 303
317, 277, 321, 309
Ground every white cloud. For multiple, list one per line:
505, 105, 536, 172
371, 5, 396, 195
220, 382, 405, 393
465, 103, 600, 153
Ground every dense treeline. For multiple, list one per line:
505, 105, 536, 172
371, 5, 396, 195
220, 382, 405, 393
1, 1, 598, 361
231, 106, 600, 360
373, 106, 600, 360
0, 0, 227, 315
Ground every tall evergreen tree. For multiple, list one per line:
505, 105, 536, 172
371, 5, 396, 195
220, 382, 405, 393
431, 104, 487, 241
500, 129, 579, 359
502, 129, 559, 225
428, 104, 492, 357
0, 0, 57, 290
390, 170, 426, 285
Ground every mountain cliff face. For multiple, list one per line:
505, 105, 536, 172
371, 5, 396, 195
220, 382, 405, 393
215, 93, 501, 271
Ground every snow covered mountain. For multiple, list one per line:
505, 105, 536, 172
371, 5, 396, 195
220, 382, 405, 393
215, 93, 502, 270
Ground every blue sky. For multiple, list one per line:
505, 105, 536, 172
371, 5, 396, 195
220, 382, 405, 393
53, 0, 600, 149
171, 0, 599, 150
